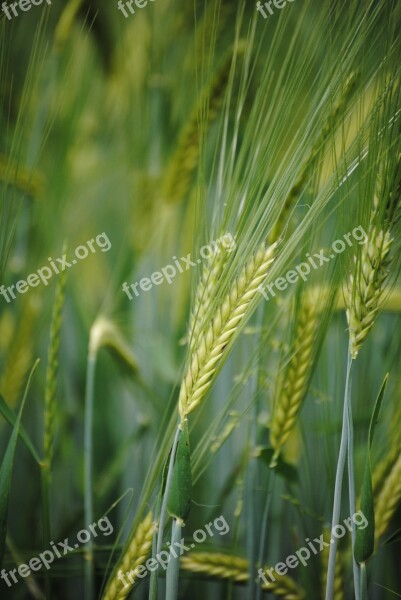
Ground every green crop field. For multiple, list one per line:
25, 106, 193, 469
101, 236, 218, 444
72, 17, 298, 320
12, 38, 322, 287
0, 1, 400, 599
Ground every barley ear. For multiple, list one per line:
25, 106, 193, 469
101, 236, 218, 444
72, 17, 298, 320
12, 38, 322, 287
270, 289, 320, 464
180, 552, 305, 599
162, 43, 245, 205
374, 452, 401, 544
102, 512, 154, 600
179, 243, 277, 422
43, 264, 67, 471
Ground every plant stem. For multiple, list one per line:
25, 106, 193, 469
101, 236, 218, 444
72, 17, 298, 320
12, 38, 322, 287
255, 467, 276, 600
149, 425, 181, 600
84, 352, 97, 600
346, 348, 360, 599
325, 348, 353, 600
360, 562, 368, 600
41, 466, 51, 599
165, 519, 183, 600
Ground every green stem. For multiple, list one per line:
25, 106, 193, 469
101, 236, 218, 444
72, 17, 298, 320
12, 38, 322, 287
255, 467, 276, 600
149, 425, 181, 600
165, 519, 183, 600
346, 348, 360, 599
325, 348, 352, 600
41, 466, 51, 599
360, 562, 368, 600
84, 352, 97, 600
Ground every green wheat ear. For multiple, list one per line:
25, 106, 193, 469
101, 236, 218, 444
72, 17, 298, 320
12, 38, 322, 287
89, 317, 138, 374
269, 72, 358, 244
43, 262, 67, 471
180, 552, 305, 599
346, 159, 401, 359
179, 242, 277, 422
162, 41, 246, 206
102, 512, 154, 600
0, 154, 43, 199
270, 288, 322, 465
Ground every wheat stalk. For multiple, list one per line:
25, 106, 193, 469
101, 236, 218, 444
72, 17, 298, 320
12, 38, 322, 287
374, 452, 401, 544
270, 289, 320, 463
102, 512, 154, 600
321, 529, 345, 600
178, 243, 277, 421
180, 552, 305, 599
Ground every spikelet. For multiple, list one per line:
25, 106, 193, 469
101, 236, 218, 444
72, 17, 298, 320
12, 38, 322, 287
102, 512, 154, 600
270, 73, 358, 243
43, 265, 67, 471
162, 43, 245, 205
270, 289, 320, 463
374, 452, 401, 544
180, 552, 305, 599
179, 243, 277, 421
321, 528, 345, 600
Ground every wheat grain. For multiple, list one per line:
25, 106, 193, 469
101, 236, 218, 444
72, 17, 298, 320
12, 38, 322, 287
179, 243, 277, 421
102, 512, 154, 600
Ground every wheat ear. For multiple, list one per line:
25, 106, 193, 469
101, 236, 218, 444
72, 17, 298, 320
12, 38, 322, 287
179, 243, 277, 421
102, 512, 154, 600
180, 552, 304, 599
43, 264, 67, 470
346, 221, 392, 359
162, 44, 244, 205
269, 72, 358, 243
346, 160, 401, 359
0, 154, 43, 198
270, 289, 320, 463
1, 296, 39, 407
374, 452, 401, 544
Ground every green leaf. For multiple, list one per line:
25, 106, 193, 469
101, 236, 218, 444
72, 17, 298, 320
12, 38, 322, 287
258, 447, 299, 484
0, 360, 39, 568
354, 373, 389, 564
167, 421, 192, 523
0, 395, 41, 465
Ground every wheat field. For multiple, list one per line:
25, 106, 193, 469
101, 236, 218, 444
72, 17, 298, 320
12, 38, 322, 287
0, 1, 401, 599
